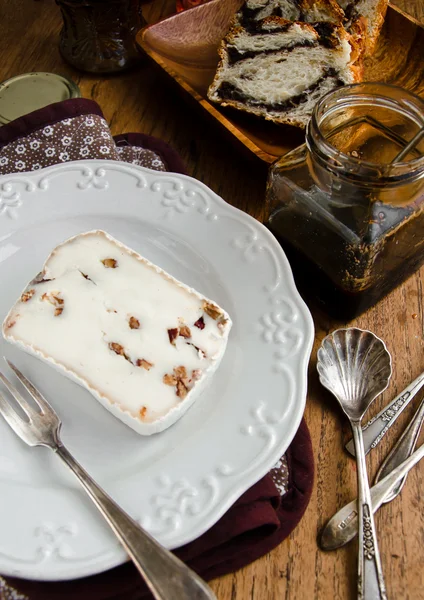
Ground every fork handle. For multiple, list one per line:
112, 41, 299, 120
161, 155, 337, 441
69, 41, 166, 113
55, 444, 216, 600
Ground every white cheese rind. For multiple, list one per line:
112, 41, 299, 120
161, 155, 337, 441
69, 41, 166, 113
2, 230, 232, 435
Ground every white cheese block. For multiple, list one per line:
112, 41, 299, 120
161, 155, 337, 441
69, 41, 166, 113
2, 230, 232, 435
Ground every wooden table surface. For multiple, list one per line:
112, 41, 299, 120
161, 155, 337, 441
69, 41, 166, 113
392, 0, 424, 22
1, 1, 424, 599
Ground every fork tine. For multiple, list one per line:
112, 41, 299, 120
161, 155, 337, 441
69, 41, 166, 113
0, 370, 36, 419
0, 389, 31, 443
5, 360, 56, 416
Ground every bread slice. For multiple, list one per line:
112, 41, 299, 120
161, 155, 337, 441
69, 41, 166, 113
208, 11, 363, 128
337, 0, 388, 55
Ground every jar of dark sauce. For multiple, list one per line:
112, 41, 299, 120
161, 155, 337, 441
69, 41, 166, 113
266, 83, 424, 320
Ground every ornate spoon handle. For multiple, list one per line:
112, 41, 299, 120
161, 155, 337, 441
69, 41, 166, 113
375, 395, 424, 502
320, 442, 424, 551
345, 371, 424, 457
351, 422, 387, 600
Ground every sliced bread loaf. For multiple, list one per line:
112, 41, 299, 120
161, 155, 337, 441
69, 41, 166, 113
208, 12, 363, 128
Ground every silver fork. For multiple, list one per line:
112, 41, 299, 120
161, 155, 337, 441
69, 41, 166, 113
0, 359, 216, 600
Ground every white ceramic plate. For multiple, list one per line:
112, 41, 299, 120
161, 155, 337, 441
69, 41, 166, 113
0, 161, 314, 581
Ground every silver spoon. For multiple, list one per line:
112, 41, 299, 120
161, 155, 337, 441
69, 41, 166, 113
320, 375, 424, 551
320, 391, 424, 550
320, 437, 424, 551
317, 328, 392, 600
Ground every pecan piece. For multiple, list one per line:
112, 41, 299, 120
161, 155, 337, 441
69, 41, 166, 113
129, 317, 140, 330
21, 289, 35, 303
6, 319, 16, 330
42, 291, 64, 315
102, 258, 118, 268
136, 359, 153, 371
202, 301, 222, 320
41, 291, 63, 305
139, 406, 147, 419
109, 342, 125, 356
217, 319, 228, 332
179, 325, 191, 339
176, 379, 188, 399
164, 366, 192, 397
194, 316, 205, 330
108, 344, 133, 365
168, 328, 178, 345
174, 365, 187, 380
163, 364, 194, 398
163, 373, 178, 386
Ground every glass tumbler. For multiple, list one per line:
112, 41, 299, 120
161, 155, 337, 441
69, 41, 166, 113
56, 0, 146, 73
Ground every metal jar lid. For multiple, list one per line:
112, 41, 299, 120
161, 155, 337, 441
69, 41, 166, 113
0, 72, 81, 125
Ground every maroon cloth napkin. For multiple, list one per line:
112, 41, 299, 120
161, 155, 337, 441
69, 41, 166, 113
0, 99, 314, 600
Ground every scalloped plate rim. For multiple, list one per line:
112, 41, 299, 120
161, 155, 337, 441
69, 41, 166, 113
0, 160, 314, 581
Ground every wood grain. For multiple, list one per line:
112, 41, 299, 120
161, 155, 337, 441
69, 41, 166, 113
1, 1, 424, 599
390, 0, 424, 24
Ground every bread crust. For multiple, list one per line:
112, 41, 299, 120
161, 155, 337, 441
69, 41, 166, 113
364, 0, 388, 55
347, 15, 366, 79
341, 0, 388, 55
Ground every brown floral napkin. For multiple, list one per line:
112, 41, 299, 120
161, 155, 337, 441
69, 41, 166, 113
0, 99, 186, 176
0, 99, 314, 600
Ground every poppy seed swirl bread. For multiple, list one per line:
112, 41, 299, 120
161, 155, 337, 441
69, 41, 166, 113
207, 0, 386, 128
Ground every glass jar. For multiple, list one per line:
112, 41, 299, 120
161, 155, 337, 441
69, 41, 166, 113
266, 83, 424, 320
56, 0, 146, 73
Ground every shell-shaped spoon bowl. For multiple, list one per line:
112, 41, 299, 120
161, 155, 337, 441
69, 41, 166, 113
317, 328, 392, 421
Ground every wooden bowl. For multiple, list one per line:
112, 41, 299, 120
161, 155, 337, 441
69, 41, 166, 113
138, 2, 424, 164
143, 0, 243, 69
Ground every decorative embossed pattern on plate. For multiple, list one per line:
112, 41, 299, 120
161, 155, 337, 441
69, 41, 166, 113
0, 161, 314, 581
